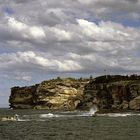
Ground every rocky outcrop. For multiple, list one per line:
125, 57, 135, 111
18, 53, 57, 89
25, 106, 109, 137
9, 78, 88, 110
9, 75, 140, 111
129, 96, 140, 110
9, 85, 38, 109
80, 75, 140, 110
33, 78, 87, 110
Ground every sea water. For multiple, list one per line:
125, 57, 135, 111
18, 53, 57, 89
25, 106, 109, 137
0, 108, 140, 140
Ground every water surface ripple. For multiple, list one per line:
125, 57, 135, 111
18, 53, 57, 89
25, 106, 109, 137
0, 109, 140, 140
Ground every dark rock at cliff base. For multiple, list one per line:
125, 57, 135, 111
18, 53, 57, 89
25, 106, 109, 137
9, 75, 140, 111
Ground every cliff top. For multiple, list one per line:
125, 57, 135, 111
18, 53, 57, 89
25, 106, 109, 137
11, 75, 140, 89
93, 74, 140, 84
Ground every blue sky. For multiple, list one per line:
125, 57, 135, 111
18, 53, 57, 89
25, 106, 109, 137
0, 0, 140, 107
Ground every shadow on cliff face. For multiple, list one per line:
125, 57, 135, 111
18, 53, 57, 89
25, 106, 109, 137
79, 75, 140, 111
9, 85, 39, 109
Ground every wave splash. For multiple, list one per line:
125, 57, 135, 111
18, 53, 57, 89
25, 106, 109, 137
82, 105, 98, 116
40, 113, 59, 118
1, 107, 140, 122
98, 113, 140, 117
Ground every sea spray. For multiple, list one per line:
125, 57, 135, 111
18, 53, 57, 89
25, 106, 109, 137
83, 105, 98, 116
40, 113, 60, 118
89, 105, 98, 116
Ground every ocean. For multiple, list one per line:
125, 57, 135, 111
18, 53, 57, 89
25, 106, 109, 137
0, 108, 140, 140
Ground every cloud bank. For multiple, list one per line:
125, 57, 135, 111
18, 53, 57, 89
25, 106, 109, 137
0, 0, 140, 106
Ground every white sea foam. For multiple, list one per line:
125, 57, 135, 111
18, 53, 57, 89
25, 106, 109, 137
82, 105, 98, 116
98, 113, 140, 117
88, 106, 98, 115
39, 113, 60, 118
2, 110, 140, 122
40, 113, 54, 118
18, 119, 30, 122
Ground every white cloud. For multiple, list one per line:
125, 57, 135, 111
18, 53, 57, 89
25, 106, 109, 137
0, 0, 140, 106
29, 26, 46, 38
40, 26, 74, 42
0, 51, 82, 72
8, 17, 46, 39
8, 17, 27, 31
55, 60, 82, 71
1, 16, 140, 74
49, 27, 72, 41
78, 0, 94, 5
77, 19, 134, 41
15, 75, 32, 81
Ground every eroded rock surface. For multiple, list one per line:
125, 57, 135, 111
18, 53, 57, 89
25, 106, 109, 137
9, 75, 140, 111
129, 96, 140, 110
9, 85, 38, 109
80, 75, 140, 110
9, 78, 88, 110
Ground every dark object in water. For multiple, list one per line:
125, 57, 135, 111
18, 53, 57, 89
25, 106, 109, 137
1, 114, 19, 121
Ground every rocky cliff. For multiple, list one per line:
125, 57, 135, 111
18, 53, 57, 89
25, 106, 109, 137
9, 85, 38, 109
80, 75, 140, 111
9, 78, 88, 110
9, 75, 140, 111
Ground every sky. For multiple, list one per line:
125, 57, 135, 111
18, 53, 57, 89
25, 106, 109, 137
0, 0, 140, 107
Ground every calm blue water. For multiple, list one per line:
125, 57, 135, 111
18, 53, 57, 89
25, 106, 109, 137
0, 109, 140, 140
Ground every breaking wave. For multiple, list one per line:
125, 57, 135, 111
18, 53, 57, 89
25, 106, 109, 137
1, 108, 140, 122
15, 112, 140, 122
97, 113, 140, 117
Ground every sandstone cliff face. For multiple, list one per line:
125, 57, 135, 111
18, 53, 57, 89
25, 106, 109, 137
34, 78, 87, 110
9, 75, 140, 111
9, 78, 88, 110
129, 96, 140, 110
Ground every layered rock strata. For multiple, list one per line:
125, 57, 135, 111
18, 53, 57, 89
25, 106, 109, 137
9, 75, 140, 111
9, 78, 88, 110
